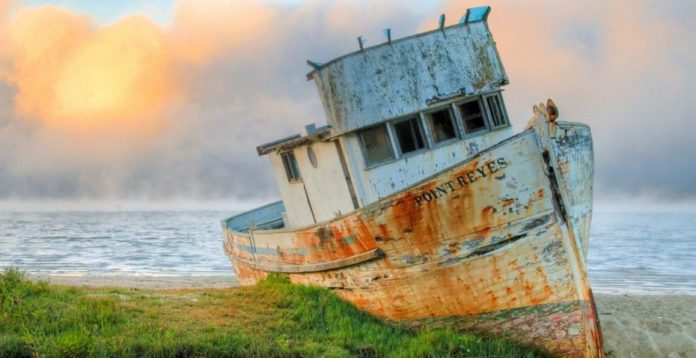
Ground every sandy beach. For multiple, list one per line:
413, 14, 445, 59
595, 293, 696, 358
26, 274, 695, 357
27, 273, 239, 290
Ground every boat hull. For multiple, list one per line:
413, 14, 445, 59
223, 108, 602, 356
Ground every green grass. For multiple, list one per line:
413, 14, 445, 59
0, 268, 545, 357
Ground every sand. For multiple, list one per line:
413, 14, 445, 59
25, 274, 696, 356
27, 273, 239, 290
595, 294, 696, 358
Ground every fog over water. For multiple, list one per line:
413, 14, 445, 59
0, 0, 695, 204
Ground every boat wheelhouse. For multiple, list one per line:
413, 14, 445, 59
238, 7, 512, 230
222, 6, 602, 356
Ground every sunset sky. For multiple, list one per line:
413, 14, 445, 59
0, 0, 694, 209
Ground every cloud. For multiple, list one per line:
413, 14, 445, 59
0, 0, 426, 202
5, 5, 181, 129
442, 0, 696, 201
170, 0, 277, 64
0, 0, 694, 205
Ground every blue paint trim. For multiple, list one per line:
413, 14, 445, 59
232, 242, 279, 256
460, 6, 491, 24
224, 201, 285, 232
232, 242, 310, 256
343, 235, 356, 245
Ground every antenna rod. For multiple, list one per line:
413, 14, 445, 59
383, 28, 392, 44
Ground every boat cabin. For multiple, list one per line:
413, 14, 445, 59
230, 6, 513, 231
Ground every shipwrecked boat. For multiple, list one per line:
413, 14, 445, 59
222, 6, 603, 356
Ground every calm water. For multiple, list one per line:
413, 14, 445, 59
0, 210, 694, 294
0, 211, 233, 277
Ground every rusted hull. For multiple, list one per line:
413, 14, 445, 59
222, 107, 602, 356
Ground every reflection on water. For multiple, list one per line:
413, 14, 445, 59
1, 210, 694, 294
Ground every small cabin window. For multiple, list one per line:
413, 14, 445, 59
459, 100, 487, 134
359, 124, 394, 166
394, 117, 425, 154
486, 94, 507, 127
427, 108, 458, 144
280, 151, 301, 182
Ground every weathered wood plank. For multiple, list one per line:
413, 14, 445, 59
231, 248, 384, 273
223, 111, 601, 356
310, 21, 507, 135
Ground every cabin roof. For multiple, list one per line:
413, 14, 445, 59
305, 6, 492, 79
257, 6, 500, 156
306, 6, 507, 136
256, 124, 331, 156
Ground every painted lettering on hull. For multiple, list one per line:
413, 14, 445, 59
414, 158, 508, 206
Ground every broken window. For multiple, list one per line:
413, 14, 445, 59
359, 124, 394, 166
394, 117, 426, 154
281, 151, 301, 182
459, 99, 487, 134
427, 108, 458, 144
485, 94, 508, 128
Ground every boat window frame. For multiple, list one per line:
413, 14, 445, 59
355, 91, 510, 171
482, 92, 509, 129
455, 97, 490, 137
280, 150, 302, 183
424, 106, 460, 147
390, 115, 428, 156
357, 123, 396, 168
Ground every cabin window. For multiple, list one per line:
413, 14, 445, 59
393, 117, 426, 154
458, 99, 487, 134
427, 108, 458, 144
358, 124, 394, 166
485, 94, 507, 127
280, 151, 301, 182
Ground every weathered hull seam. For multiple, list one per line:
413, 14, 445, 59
223, 106, 602, 356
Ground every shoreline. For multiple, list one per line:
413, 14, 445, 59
26, 274, 696, 357
27, 273, 239, 290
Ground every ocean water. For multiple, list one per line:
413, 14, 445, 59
588, 211, 696, 295
0, 209, 694, 294
0, 211, 233, 277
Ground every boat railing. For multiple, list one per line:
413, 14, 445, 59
222, 200, 286, 233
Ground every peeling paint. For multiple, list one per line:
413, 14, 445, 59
222, 113, 601, 356
312, 22, 507, 135
221, 10, 600, 357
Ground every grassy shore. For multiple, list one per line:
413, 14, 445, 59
0, 269, 542, 357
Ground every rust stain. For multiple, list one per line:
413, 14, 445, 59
222, 120, 601, 356
536, 188, 545, 199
